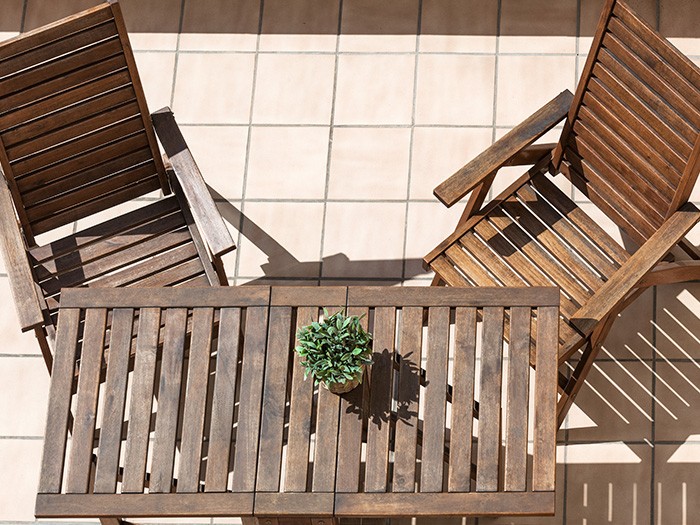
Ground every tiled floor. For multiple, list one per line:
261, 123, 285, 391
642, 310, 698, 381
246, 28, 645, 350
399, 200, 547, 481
0, 0, 699, 524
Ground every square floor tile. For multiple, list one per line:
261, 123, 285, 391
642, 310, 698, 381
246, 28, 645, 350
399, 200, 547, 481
661, 0, 700, 54
119, 0, 180, 50
236, 202, 324, 278
564, 443, 651, 525
179, 125, 248, 200
133, 51, 176, 111
580, 0, 658, 39
404, 202, 469, 279
0, 439, 44, 520
410, 127, 493, 200
322, 202, 406, 278
339, 0, 419, 52
180, 0, 260, 51
654, 443, 700, 525
600, 287, 655, 361
415, 54, 496, 126
0, 279, 42, 356
496, 55, 577, 127
22, 0, 96, 30
499, 0, 577, 54
328, 127, 411, 200
172, 53, 256, 124
259, 0, 339, 52
0, 0, 24, 35
252, 54, 335, 124
565, 361, 653, 443
419, 0, 497, 53
0, 357, 49, 436
245, 126, 330, 199
655, 283, 700, 360
654, 362, 700, 442
334, 54, 415, 125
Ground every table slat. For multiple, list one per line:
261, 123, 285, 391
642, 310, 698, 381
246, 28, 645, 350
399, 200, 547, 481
94, 308, 133, 494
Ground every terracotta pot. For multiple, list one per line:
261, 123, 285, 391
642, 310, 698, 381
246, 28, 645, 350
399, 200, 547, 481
324, 366, 365, 395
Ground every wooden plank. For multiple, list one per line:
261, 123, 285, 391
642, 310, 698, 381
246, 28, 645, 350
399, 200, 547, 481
253, 493, 336, 516
151, 108, 235, 256
38, 308, 80, 494
532, 306, 559, 492
420, 306, 450, 493
446, 244, 499, 286
346, 286, 560, 308
391, 306, 423, 492
448, 307, 477, 492
284, 306, 317, 492
93, 308, 134, 494
671, 138, 700, 214
429, 255, 471, 286
0, 173, 45, 331
334, 306, 368, 493
65, 308, 107, 494
364, 306, 396, 492
232, 306, 269, 492
434, 90, 572, 207
312, 385, 341, 492
256, 307, 292, 492
178, 307, 215, 493
35, 493, 255, 518
458, 233, 528, 286
334, 491, 555, 517
476, 307, 504, 492
149, 308, 188, 493
205, 307, 242, 492
503, 307, 531, 492
270, 286, 347, 307
122, 253, 207, 289
122, 307, 161, 493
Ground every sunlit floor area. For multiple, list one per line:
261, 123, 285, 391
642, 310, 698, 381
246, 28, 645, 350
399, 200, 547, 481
0, 0, 699, 523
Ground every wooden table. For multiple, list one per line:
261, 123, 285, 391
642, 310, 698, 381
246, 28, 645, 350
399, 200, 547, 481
36, 286, 560, 523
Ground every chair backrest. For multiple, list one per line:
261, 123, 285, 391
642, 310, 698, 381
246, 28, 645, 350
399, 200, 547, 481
552, 0, 700, 246
0, 1, 167, 242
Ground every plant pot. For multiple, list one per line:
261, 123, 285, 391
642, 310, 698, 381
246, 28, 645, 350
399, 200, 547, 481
323, 366, 365, 395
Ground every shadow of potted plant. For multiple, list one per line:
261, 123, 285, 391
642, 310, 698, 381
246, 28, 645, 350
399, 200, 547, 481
295, 309, 373, 394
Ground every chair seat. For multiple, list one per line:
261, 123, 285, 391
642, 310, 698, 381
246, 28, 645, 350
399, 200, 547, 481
29, 196, 214, 323
427, 172, 631, 360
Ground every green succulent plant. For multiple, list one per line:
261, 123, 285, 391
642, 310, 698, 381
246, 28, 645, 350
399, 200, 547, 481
295, 309, 373, 387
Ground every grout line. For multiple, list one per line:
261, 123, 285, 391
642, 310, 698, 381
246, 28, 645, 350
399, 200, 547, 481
400, 0, 422, 286
167, 0, 187, 109
317, 0, 344, 286
232, 0, 266, 285
486, 0, 502, 205
650, 285, 658, 525
19, 0, 28, 32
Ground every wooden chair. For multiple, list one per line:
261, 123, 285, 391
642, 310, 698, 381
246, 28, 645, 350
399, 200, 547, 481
0, 1, 235, 372
423, 0, 700, 425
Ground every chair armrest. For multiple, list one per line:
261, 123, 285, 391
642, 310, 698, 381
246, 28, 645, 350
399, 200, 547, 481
151, 107, 236, 257
571, 203, 700, 336
0, 173, 45, 331
433, 90, 573, 207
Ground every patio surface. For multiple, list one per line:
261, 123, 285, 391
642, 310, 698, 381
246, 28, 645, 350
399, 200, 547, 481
0, 0, 699, 524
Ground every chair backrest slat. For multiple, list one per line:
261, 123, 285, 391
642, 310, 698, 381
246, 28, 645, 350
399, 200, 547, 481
554, 0, 700, 245
0, 2, 167, 238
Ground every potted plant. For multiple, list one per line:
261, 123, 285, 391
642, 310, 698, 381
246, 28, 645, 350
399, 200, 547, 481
295, 309, 373, 394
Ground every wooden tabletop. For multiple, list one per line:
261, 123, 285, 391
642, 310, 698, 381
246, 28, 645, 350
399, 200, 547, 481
36, 286, 560, 521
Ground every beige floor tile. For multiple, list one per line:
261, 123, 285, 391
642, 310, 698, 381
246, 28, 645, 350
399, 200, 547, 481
419, 0, 497, 53
236, 201, 324, 278
133, 51, 176, 111
119, 0, 181, 50
0, 279, 42, 356
404, 202, 466, 279
500, 0, 577, 54
410, 127, 493, 200
22, 0, 96, 30
259, 0, 339, 52
328, 127, 411, 200
580, 0, 658, 39
172, 53, 256, 124
565, 361, 653, 443
322, 202, 406, 278
245, 126, 330, 199
655, 283, 700, 360
180, 125, 248, 200
180, 0, 260, 51
252, 54, 335, 124
415, 54, 496, 126
565, 444, 651, 524
496, 55, 577, 127
654, 443, 700, 524
601, 287, 655, 361
0, 357, 49, 436
334, 54, 415, 125
654, 362, 700, 442
0, 439, 44, 520
662, 0, 700, 54
0, 0, 24, 34
339, 0, 419, 52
